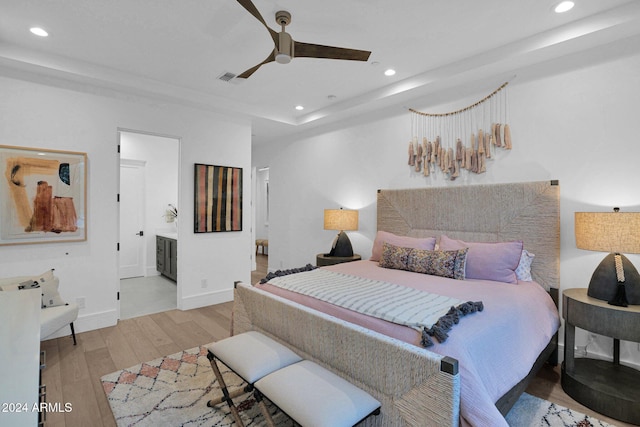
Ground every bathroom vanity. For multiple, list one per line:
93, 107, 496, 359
156, 233, 177, 281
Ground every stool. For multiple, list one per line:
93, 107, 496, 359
255, 360, 381, 427
206, 331, 302, 426
255, 239, 268, 255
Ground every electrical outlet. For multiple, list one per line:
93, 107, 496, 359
201, 279, 208, 289
76, 297, 85, 309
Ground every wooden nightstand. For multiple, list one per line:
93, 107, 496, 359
562, 287, 640, 425
316, 253, 361, 267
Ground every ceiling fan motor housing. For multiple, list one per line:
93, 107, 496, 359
275, 10, 293, 63
276, 31, 294, 63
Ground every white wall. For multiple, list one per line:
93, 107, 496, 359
254, 51, 640, 367
0, 76, 252, 334
120, 131, 179, 276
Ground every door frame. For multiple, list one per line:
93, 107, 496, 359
117, 128, 181, 319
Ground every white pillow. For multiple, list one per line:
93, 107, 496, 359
515, 250, 535, 281
7, 269, 66, 308
32, 269, 55, 284
0, 275, 34, 291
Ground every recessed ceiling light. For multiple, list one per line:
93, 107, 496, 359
30, 27, 49, 37
295, 105, 304, 111
554, 1, 574, 13
384, 69, 396, 76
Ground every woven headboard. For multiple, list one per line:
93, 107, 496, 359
377, 181, 560, 290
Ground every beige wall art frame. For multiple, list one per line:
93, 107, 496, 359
0, 145, 87, 245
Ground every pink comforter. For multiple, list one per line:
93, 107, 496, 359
256, 260, 560, 427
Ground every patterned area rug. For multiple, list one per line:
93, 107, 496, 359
101, 344, 614, 427
505, 393, 615, 427
101, 344, 287, 426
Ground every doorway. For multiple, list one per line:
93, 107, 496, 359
118, 130, 180, 319
253, 167, 269, 275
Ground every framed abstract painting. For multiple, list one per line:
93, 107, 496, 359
0, 145, 87, 245
194, 164, 243, 232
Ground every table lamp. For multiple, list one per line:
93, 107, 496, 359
575, 208, 640, 306
324, 208, 358, 257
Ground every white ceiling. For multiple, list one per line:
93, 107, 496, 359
1, 0, 640, 145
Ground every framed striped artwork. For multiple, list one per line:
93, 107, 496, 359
194, 164, 242, 232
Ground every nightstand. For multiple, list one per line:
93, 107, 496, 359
562, 287, 640, 424
316, 253, 361, 267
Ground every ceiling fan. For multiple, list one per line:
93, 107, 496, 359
235, 0, 372, 78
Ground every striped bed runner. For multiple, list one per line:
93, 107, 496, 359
268, 268, 463, 335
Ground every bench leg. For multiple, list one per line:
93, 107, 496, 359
70, 322, 77, 345
206, 351, 245, 426
253, 389, 276, 427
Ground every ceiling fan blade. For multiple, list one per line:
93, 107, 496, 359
236, 0, 278, 44
237, 51, 276, 79
293, 41, 371, 61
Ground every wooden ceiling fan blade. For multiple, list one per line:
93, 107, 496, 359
237, 52, 276, 79
294, 41, 371, 61
236, 0, 278, 44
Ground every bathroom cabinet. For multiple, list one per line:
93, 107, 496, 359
156, 235, 177, 281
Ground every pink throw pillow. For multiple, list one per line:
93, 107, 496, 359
370, 231, 436, 262
438, 235, 523, 284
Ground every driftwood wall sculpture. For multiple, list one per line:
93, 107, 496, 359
408, 82, 512, 180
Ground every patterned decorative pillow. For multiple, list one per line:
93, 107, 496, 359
0, 270, 53, 291
10, 272, 65, 308
30, 269, 56, 285
379, 242, 412, 270
40, 277, 66, 308
407, 247, 468, 280
18, 280, 39, 290
515, 250, 535, 281
379, 242, 468, 280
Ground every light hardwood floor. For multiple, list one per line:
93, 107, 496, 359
41, 255, 631, 427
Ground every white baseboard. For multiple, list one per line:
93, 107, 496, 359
179, 288, 233, 311
43, 290, 232, 340
44, 309, 117, 340
146, 267, 161, 277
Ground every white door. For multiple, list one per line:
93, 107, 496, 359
119, 160, 146, 279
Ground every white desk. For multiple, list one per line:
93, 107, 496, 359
0, 289, 41, 426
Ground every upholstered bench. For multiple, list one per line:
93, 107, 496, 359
206, 331, 380, 427
255, 359, 381, 427
206, 331, 302, 425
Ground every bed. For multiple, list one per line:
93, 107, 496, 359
233, 181, 560, 426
